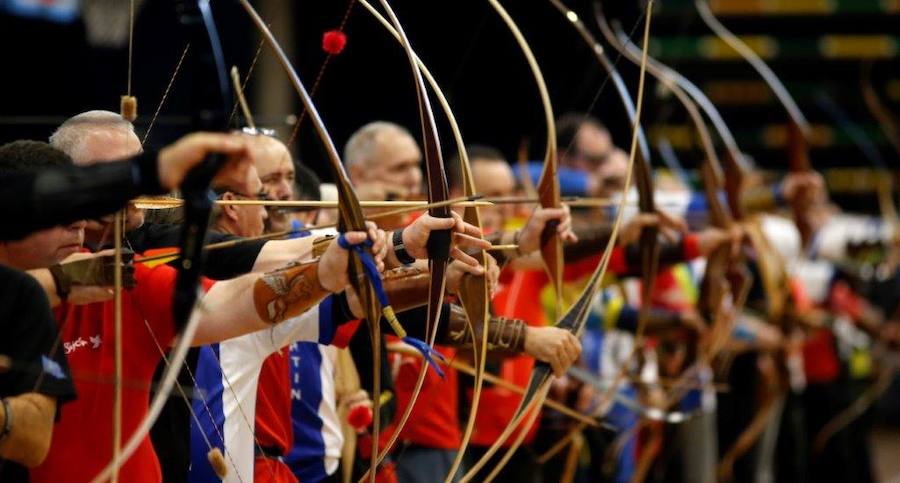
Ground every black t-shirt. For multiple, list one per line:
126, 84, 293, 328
0, 265, 77, 482
126, 223, 267, 280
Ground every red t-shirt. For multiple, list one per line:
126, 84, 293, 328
31, 262, 212, 483
255, 349, 293, 453
471, 269, 548, 447
379, 343, 460, 450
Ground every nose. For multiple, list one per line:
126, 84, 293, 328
69, 220, 87, 231
278, 180, 293, 200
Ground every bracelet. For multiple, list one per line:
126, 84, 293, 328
392, 229, 416, 266
0, 398, 12, 442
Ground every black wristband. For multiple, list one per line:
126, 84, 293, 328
48, 264, 71, 301
392, 229, 416, 266
0, 398, 12, 442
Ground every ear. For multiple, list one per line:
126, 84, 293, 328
221, 192, 240, 222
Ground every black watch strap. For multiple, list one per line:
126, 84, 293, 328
392, 229, 416, 266
48, 264, 72, 301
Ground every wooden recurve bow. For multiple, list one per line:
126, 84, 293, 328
352, 3, 491, 480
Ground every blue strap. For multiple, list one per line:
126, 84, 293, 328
336, 234, 446, 378
287, 219, 311, 239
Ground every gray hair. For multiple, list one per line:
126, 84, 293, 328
343, 121, 413, 168
49, 110, 136, 164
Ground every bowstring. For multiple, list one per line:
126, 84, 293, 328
142, 319, 247, 483
286, 0, 358, 147
142, 44, 191, 146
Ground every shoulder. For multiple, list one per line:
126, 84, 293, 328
0, 265, 50, 310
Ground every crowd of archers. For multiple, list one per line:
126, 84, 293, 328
1, 9, 900, 483
1, 109, 898, 483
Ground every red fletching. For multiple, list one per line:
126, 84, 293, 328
348, 404, 372, 429
322, 30, 347, 55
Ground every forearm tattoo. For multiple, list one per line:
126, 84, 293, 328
253, 261, 330, 324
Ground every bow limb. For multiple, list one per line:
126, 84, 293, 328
349, 1, 453, 480
694, 0, 814, 229
90, 2, 233, 480
609, 22, 750, 219
351, 2, 488, 480
694, 0, 810, 140
717, 352, 787, 482
594, 0, 739, 401
641, 5, 802, 469
448, 144, 491, 482
596, 11, 774, 477
813, 349, 898, 454
861, 61, 900, 159
111, 211, 124, 482
461, 2, 656, 480
482, 0, 563, 319
694, 0, 815, 246
522, 1, 665, 467
546, 0, 659, 353
237, 4, 386, 482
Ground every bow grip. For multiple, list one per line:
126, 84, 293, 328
539, 219, 560, 248
425, 216, 452, 264
172, 153, 225, 327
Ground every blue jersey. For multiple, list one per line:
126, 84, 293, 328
284, 342, 343, 482
188, 298, 337, 483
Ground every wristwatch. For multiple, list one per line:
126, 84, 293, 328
392, 229, 416, 266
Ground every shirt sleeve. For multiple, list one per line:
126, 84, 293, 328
132, 263, 214, 348
130, 225, 267, 280
0, 266, 76, 404
197, 231, 267, 280
0, 151, 163, 241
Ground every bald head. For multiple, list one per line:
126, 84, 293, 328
50, 110, 141, 165
344, 121, 422, 197
249, 134, 294, 201
50, 111, 144, 235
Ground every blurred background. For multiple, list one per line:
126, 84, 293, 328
1, 0, 898, 213
1, 0, 899, 478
